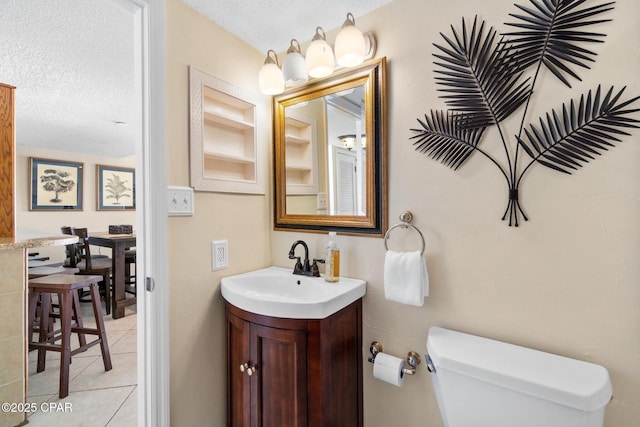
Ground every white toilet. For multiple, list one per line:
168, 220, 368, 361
426, 327, 612, 427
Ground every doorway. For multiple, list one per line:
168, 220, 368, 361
6, 0, 169, 425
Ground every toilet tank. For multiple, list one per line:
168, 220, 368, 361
426, 327, 612, 427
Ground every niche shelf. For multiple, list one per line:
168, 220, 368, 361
190, 67, 265, 194
284, 109, 318, 195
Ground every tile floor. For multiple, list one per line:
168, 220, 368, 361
26, 301, 138, 427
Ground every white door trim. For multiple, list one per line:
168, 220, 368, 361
121, 0, 170, 425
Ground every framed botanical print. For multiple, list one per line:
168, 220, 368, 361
97, 165, 135, 210
30, 157, 83, 211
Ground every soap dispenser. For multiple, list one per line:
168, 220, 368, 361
324, 232, 340, 282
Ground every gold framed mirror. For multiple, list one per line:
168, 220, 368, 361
273, 57, 386, 236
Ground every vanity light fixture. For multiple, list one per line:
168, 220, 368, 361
282, 39, 308, 88
259, 13, 376, 95
258, 49, 285, 95
338, 134, 366, 150
306, 27, 335, 78
335, 13, 366, 67
339, 134, 356, 150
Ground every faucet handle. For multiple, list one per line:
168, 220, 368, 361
290, 256, 303, 274
311, 259, 325, 277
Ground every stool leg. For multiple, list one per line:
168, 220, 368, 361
47, 299, 55, 335
33, 294, 43, 338
102, 273, 111, 315
72, 289, 87, 350
36, 294, 52, 373
89, 283, 112, 371
28, 289, 39, 349
58, 290, 73, 398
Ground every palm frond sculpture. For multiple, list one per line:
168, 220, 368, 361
411, 0, 640, 226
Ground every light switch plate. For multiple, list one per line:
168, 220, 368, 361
168, 186, 194, 216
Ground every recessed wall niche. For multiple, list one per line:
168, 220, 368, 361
189, 66, 266, 194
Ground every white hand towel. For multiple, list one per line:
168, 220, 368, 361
384, 250, 429, 306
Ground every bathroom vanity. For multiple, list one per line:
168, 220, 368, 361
226, 300, 363, 426
222, 267, 366, 427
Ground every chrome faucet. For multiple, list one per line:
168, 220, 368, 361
288, 240, 322, 277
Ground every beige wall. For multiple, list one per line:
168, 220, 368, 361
16, 146, 135, 262
165, 0, 271, 424
167, 0, 640, 425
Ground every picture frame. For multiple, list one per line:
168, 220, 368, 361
97, 165, 135, 210
30, 157, 83, 211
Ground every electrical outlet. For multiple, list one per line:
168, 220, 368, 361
168, 186, 194, 216
317, 192, 327, 211
212, 240, 228, 271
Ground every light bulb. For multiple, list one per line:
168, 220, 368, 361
335, 13, 366, 68
259, 49, 284, 95
282, 39, 308, 87
306, 27, 335, 78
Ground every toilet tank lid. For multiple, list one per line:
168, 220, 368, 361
426, 327, 612, 411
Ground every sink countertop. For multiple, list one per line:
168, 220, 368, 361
0, 233, 77, 251
221, 266, 367, 319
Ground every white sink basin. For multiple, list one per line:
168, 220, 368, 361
221, 266, 366, 319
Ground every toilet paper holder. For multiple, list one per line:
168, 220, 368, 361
368, 341, 421, 375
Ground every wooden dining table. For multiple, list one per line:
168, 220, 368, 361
88, 232, 136, 318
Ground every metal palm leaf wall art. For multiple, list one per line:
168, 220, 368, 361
410, 0, 640, 226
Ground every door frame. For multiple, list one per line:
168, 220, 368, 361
120, 0, 170, 425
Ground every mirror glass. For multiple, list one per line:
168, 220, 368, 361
273, 57, 386, 236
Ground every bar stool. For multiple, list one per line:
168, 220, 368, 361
28, 274, 112, 398
70, 228, 113, 315
28, 266, 82, 351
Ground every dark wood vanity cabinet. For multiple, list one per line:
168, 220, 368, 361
226, 299, 363, 427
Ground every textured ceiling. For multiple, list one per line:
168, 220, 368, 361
0, 0, 136, 158
0, 0, 392, 158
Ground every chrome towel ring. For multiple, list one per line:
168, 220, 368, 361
383, 211, 426, 255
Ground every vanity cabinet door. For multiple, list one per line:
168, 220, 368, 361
226, 309, 307, 427
227, 311, 251, 427
250, 324, 307, 427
